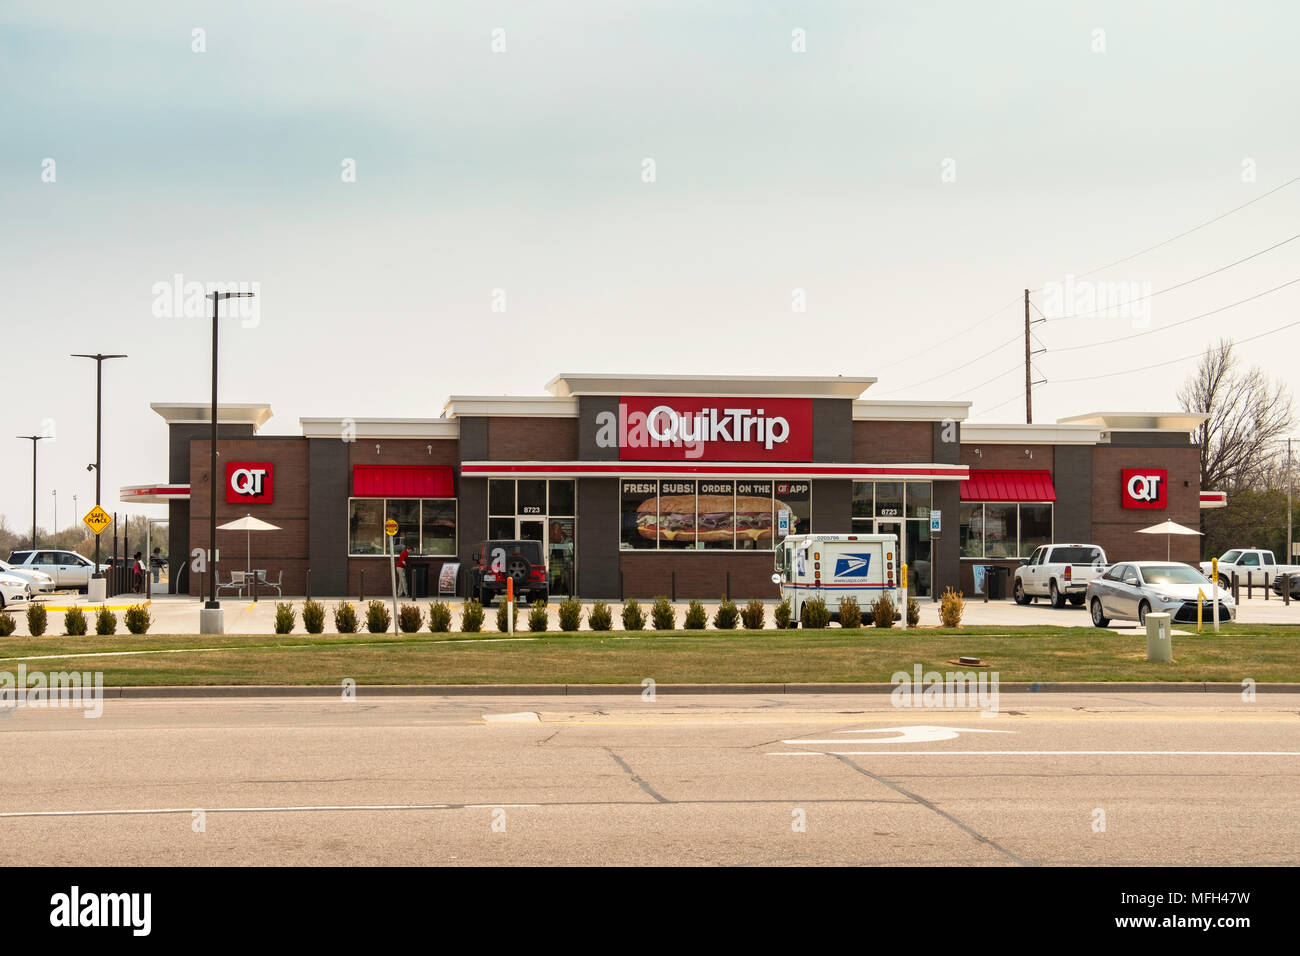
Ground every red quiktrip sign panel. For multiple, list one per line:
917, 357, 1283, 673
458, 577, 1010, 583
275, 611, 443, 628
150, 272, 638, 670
226, 461, 274, 504
617, 397, 814, 461
1122, 468, 1167, 509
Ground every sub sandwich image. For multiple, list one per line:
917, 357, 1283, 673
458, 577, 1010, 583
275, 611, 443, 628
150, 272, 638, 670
635, 494, 797, 542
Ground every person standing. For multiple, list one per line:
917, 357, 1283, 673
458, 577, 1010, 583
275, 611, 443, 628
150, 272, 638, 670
132, 552, 145, 593
150, 547, 164, 585
396, 546, 410, 597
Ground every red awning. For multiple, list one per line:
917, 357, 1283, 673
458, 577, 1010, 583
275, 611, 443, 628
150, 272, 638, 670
352, 465, 455, 497
961, 469, 1056, 502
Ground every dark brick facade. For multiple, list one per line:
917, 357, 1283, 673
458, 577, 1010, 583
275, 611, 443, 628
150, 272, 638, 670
618, 551, 778, 601
853, 421, 932, 463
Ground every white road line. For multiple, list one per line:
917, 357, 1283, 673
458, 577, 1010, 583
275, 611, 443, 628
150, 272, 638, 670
769, 750, 1300, 756
0, 803, 542, 819
0, 636, 540, 663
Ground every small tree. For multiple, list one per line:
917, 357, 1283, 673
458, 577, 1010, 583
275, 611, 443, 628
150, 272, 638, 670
838, 596, 861, 629
622, 599, 646, 631
558, 598, 583, 632
398, 604, 423, 633
428, 601, 452, 632
496, 600, 518, 633
801, 597, 831, 629
124, 604, 151, 634
334, 602, 358, 634
0, 610, 15, 636
741, 599, 765, 629
365, 600, 391, 634
274, 602, 296, 634
774, 597, 792, 629
684, 599, 707, 630
302, 599, 326, 634
528, 601, 549, 632
870, 593, 897, 628
26, 603, 47, 636
940, 587, 965, 628
461, 598, 485, 632
94, 605, 117, 635
713, 598, 738, 630
588, 600, 613, 631
907, 597, 921, 627
651, 596, 675, 630
63, 606, 88, 636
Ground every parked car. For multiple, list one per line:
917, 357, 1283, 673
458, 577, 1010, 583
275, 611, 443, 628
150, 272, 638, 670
0, 559, 54, 594
6, 550, 106, 592
1014, 543, 1108, 608
1199, 549, 1300, 589
0, 571, 31, 609
470, 539, 548, 605
1086, 561, 1235, 627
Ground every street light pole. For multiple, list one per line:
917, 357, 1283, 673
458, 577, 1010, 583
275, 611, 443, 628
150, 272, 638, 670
16, 435, 48, 549
71, 354, 127, 587
202, 291, 256, 631
52, 489, 57, 538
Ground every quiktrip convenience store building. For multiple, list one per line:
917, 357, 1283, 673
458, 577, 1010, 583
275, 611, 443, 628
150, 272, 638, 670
122, 374, 1220, 600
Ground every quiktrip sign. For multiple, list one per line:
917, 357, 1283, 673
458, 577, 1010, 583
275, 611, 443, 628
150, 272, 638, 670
226, 461, 274, 504
1121, 468, 1167, 509
617, 397, 813, 462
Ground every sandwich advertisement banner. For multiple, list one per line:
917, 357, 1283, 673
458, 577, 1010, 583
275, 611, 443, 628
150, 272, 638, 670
617, 397, 813, 462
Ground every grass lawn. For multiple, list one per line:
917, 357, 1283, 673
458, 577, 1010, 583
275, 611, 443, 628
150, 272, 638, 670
1, 624, 1297, 685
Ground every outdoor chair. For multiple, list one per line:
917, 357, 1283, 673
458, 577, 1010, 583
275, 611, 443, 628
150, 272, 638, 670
216, 570, 246, 598
255, 569, 283, 596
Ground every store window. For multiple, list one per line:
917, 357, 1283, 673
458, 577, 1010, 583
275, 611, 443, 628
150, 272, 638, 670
905, 482, 932, 519
348, 498, 457, 556
875, 482, 904, 518
851, 481, 873, 532
488, 480, 515, 518
960, 502, 1053, 558
516, 479, 546, 516
620, 478, 809, 551
1019, 503, 1052, 557
548, 480, 575, 517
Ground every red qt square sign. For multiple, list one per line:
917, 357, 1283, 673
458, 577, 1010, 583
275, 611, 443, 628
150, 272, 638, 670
617, 397, 814, 461
226, 461, 274, 504
1122, 468, 1167, 509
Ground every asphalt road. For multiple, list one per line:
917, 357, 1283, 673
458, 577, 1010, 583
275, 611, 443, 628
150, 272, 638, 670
1, 692, 1297, 866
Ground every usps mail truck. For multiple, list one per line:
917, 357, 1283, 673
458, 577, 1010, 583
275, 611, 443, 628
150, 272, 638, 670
773, 533, 901, 626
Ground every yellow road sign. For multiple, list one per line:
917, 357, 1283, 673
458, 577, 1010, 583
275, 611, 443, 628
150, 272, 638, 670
384, 519, 398, 537
83, 506, 113, 535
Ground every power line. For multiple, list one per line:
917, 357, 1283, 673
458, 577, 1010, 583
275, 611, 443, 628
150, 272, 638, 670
876, 331, 1023, 396
1041, 230, 1300, 321
1048, 274, 1300, 354
945, 360, 1023, 400
1048, 315, 1300, 385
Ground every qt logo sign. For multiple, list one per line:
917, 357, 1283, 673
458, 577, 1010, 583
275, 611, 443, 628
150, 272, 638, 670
226, 461, 274, 504
1122, 468, 1167, 509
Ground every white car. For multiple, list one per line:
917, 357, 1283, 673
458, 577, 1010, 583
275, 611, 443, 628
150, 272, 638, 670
0, 572, 31, 609
5, 550, 106, 592
0, 559, 55, 595
1086, 561, 1235, 627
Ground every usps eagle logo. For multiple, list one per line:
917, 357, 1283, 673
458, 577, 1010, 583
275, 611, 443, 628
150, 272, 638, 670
834, 553, 873, 578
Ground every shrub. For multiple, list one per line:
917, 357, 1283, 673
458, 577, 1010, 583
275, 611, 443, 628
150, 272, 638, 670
124, 604, 151, 634
907, 597, 921, 628
801, 597, 831, 629
651, 596, 675, 630
939, 587, 965, 628
398, 604, 423, 633
428, 601, 452, 632
496, 600, 518, 633
95, 605, 117, 635
870, 593, 898, 628
0, 610, 15, 636
274, 602, 296, 634
63, 606, 88, 636
588, 600, 612, 631
774, 597, 792, 629
838, 596, 861, 629
334, 602, 358, 634
528, 601, 548, 632
684, 599, 707, 630
713, 597, 738, 630
26, 603, 47, 636
365, 600, 391, 634
622, 599, 646, 631
558, 597, 583, 631
741, 599, 765, 629
302, 599, 326, 634
461, 598, 484, 632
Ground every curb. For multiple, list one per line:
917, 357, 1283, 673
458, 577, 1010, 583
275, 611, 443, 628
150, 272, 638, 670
100, 681, 1300, 698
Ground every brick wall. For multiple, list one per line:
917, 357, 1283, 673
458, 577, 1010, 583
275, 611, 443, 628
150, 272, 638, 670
348, 438, 459, 471
852, 421, 932, 462
959, 444, 1055, 471
188, 437, 310, 596
619, 551, 778, 600
1092, 445, 1201, 563
488, 418, 578, 461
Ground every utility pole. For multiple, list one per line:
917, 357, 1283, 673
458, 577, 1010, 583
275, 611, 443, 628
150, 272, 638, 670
72, 353, 127, 596
1024, 289, 1032, 424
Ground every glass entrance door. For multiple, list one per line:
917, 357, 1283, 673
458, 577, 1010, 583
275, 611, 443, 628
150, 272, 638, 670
876, 521, 903, 574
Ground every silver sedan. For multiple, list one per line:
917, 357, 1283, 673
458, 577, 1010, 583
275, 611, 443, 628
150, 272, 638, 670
1086, 561, 1235, 627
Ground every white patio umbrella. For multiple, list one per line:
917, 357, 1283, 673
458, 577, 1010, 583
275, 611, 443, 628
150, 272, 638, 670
1136, 519, 1203, 561
216, 514, 281, 573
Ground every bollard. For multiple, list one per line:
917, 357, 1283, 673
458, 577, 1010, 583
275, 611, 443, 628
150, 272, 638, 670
1145, 611, 1173, 662
306, 568, 311, 602
671, 570, 676, 604
359, 569, 365, 603
1264, 573, 1270, 600
1232, 573, 1240, 603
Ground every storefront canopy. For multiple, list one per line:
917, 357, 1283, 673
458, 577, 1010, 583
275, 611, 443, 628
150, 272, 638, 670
961, 469, 1056, 502
352, 465, 455, 497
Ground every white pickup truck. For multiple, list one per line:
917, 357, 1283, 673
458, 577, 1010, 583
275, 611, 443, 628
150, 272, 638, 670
1014, 543, 1109, 608
1199, 549, 1300, 590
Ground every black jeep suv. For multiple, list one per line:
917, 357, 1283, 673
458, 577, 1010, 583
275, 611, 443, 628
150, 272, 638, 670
471, 539, 548, 605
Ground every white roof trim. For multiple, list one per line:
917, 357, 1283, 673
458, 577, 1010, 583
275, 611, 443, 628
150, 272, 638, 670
1057, 411, 1207, 431
299, 418, 460, 440
546, 373, 877, 399
853, 400, 970, 422
961, 423, 1104, 445
151, 402, 273, 430
442, 396, 579, 418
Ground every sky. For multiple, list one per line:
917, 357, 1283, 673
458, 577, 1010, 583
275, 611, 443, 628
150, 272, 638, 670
3, 0, 1300, 531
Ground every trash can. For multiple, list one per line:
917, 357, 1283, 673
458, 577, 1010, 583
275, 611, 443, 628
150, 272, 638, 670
1145, 611, 1172, 662
409, 563, 429, 599
985, 565, 1008, 600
